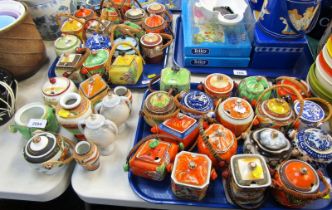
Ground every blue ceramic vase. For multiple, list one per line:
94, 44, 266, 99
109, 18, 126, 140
257, 0, 322, 39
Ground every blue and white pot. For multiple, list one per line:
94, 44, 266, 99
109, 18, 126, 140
180, 90, 214, 119
257, 0, 322, 39
294, 99, 326, 129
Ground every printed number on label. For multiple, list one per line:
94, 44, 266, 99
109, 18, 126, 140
233, 69, 247, 76
27, 119, 47, 129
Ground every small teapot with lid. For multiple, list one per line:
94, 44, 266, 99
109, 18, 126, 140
198, 73, 234, 101
79, 114, 118, 156
237, 76, 270, 106
94, 93, 131, 128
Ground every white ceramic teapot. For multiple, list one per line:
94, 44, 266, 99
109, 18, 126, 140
94, 93, 131, 128
79, 114, 118, 156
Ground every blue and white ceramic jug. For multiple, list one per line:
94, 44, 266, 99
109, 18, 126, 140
257, 0, 322, 39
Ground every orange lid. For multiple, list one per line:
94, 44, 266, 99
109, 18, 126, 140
75, 8, 93, 18
277, 78, 307, 97
205, 74, 233, 93
174, 152, 210, 186
281, 160, 318, 192
222, 98, 252, 119
145, 15, 164, 27
79, 74, 108, 99
205, 124, 235, 153
136, 139, 170, 164
164, 114, 196, 133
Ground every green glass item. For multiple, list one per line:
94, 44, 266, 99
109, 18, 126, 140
160, 66, 191, 94
238, 76, 270, 106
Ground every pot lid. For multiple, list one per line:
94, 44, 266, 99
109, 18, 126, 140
162, 113, 197, 133
85, 33, 111, 50
172, 151, 211, 188
101, 93, 121, 108
57, 53, 82, 68
147, 3, 165, 13
55, 35, 80, 50
42, 77, 71, 97
204, 73, 233, 94
74, 7, 93, 18
79, 74, 108, 99
62, 18, 83, 32
140, 33, 162, 46
243, 76, 269, 94
24, 132, 58, 164
145, 91, 174, 114
231, 154, 271, 188
114, 37, 137, 51
294, 100, 325, 123
136, 139, 170, 164
205, 124, 235, 153
125, 8, 146, 19
83, 49, 109, 67
277, 78, 308, 96
85, 114, 105, 130
182, 91, 213, 112
296, 128, 332, 162
160, 66, 190, 87
220, 97, 253, 120
280, 160, 319, 193
253, 128, 290, 152
264, 98, 291, 118
145, 15, 164, 27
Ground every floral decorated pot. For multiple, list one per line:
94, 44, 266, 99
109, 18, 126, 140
276, 76, 311, 101
42, 77, 77, 106
73, 140, 100, 171
54, 34, 82, 56
151, 113, 199, 149
126, 135, 179, 181
85, 32, 111, 50
79, 74, 110, 108
78, 114, 118, 156
289, 127, 332, 165
125, 8, 146, 25
198, 73, 234, 100
56, 13, 85, 41
243, 128, 292, 168
197, 122, 237, 167
147, 3, 172, 23
272, 160, 330, 208
23, 132, 73, 174
225, 154, 271, 209
142, 14, 168, 34
74, 7, 95, 20
80, 49, 109, 77
55, 92, 92, 140
10, 103, 59, 139
94, 93, 131, 128
159, 66, 190, 94
238, 76, 270, 106
171, 151, 216, 201
216, 97, 254, 138
142, 91, 179, 127
140, 33, 173, 64
174, 91, 214, 119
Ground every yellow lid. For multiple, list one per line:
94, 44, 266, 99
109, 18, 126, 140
61, 19, 83, 32
266, 98, 290, 115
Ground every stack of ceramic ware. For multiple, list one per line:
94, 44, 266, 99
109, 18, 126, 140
307, 35, 332, 103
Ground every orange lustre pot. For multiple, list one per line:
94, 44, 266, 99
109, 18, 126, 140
142, 15, 167, 34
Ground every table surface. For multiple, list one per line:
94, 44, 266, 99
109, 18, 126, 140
0, 42, 73, 202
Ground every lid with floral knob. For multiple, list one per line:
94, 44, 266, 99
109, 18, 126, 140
42, 77, 71, 97
219, 97, 253, 120
61, 18, 83, 32
83, 49, 109, 68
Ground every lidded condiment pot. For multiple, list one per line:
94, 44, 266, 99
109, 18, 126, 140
199, 73, 234, 100
42, 77, 77, 106
238, 76, 270, 106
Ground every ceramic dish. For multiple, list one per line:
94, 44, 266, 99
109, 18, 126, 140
308, 64, 332, 102
315, 56, 332, 95
0, 0, 25, 31
323, 45, 332, 69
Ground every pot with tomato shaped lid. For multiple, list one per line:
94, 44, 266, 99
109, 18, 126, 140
125, 8, 146, 25
276, 76, 311, 101
125, 134, 179, 181
146, 3, 172, 23
174, 91, 214, 119
243, 128, 292, 168
294, 98, 332, 129
225, 154, 271, 209
198, 73, 234, 100
289, 128, 332, 166
197, 120, 237, 168
272, 160, 330, 208
151, 113, 199, 150
255, 84, 304, 131
56, 13, 85, 41
238, 76, 270, 106
23, 132, 73, 175
171, 151, 217, 201
74, 7, 95, 20
54, 34, 82, 56
142, 14, 168, 34
216, 97, 254, 138
141, 91, 179, 127
81, 49, 109, 77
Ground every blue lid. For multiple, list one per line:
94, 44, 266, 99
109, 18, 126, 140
294, 100, 325, 123
85, 33, 111, 50
181, 91, 213, 112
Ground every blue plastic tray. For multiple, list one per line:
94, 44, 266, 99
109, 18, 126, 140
129, 83, 332, 209
173, 17, 314, 79
48, 47, 169, 89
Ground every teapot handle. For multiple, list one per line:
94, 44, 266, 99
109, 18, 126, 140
55, 12, 85, 27
104, 119, 119, 136
275, 76, 310, 99
107, 42, 145, 67
159, 33, 173, 51
109, 24, 142, 44
77, 119, 86, 134
94, 101, 103, 114
82, 18, 108, 41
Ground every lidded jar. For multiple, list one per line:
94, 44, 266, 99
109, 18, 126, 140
147, 3, 172, 22
125, 8, 147, 25
142, 15, 167, 34
200, 73, 234, 100
216, 97, 254, 137
238, 76, 270, 106
85, 32, 111, 50
54, 34, 82, 56
160, 66, 190, 94
74, 7, 95, 20
243, 128, 291, 167
42, 77, 77, 106
276, 76, 310, 101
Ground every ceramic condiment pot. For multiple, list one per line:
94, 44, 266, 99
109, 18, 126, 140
140, 33, 173, 64
171, 151, 217, 201
243, 128, 291, 168
74, 7, 95, 20
216, 97, 254, 138
10, 103, 59, 139
94, 93, 131, 128
100, 4, 122, 23
238, 76, 270, 106
80, 49, 109, 77
272, 160, 330, 208
56, 13, 85, 41
54, 34, 82, 56
73, 140, 100, 171
78, 114, 118, 156
197, 121, 237, 168
142, 91, 179, 127
23, 132, 73, 174
42, 77, 77, 106
142, 14, 168, 34
198, 73, 234, 100
159, 66, 190, 94
276, 76, 311, 101
113, 35, 139, 56
146, 3, 172, 23
113, 86, 132, 103
125, 8, 146, 25
225, 154, 271, 209
84, 18, 111, 50
55, 92, 92, 140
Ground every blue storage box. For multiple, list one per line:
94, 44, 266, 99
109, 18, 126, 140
251, 25, 308, 69
181, 0, 253, 58
184, 55, 250, 67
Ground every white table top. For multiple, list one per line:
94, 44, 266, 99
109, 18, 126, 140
0, 42, 73, 202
